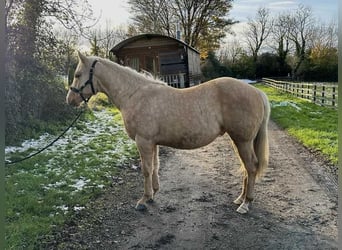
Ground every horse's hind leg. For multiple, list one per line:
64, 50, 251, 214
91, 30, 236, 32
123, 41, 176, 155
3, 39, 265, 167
234, 141, 258, 214
152, 146, 160, 196
135, 136, 155, 211
230, 140, 247, 205
233, 171, 247, 205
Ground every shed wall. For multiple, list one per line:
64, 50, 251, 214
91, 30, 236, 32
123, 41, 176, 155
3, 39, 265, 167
111, 35, 201, 88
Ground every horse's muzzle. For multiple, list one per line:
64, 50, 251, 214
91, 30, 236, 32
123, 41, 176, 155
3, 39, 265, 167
66, 91, 81, 107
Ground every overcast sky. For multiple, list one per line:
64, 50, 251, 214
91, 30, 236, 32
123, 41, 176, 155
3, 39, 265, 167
87, 0, 338, 28
229, 0, 338, 22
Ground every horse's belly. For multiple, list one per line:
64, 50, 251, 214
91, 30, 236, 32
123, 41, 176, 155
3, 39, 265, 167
157, 127, 221, 149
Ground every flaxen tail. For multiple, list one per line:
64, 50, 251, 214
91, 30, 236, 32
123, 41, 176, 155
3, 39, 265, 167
254, 90, 270, 179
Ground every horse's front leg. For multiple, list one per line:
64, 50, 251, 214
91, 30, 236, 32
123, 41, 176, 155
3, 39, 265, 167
135, 136, 155, 211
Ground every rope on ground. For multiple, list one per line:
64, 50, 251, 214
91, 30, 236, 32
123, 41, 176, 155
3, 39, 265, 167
5, 109, 85, 165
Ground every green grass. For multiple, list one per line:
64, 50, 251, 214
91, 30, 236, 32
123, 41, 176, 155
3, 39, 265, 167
5, 107, 138, 249
5, 87, 338, 248
256, 84, 338, 165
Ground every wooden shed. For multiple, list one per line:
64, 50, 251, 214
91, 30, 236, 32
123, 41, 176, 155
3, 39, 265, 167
110, 34, 201, 88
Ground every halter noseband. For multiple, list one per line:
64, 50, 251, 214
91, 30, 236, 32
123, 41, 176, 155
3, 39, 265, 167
70, 60, 98, 103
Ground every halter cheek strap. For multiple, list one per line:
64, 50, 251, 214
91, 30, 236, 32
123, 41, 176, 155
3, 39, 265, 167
70, 60, 98, 103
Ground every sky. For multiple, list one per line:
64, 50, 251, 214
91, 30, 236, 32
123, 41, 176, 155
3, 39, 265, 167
229, 0, 338, 23
87, 0, 338, 28
85, 0, 338, 49
87, 0, 131, 27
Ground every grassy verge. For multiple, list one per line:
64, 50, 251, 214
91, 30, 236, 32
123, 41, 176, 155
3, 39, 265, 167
256, 84, 338, 166
5, 106, 138, 249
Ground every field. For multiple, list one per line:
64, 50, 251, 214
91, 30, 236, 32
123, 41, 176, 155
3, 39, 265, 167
256, 84, 338, 167
4, 85, 338, 249
5, 107, 138, 249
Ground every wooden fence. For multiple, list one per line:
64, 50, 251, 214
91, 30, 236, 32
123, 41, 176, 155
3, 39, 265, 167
262, 78, 338, 108
160, 73, 186, 88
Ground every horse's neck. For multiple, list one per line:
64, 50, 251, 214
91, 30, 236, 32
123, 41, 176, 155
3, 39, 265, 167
96, 60, 145, 109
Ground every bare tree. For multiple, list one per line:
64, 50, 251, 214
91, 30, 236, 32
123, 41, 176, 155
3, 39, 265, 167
6, 0, 97, 68
172, 0, 234, 50
87, 23, 128, 58
128, 0, 234, 54
44, 0, 98, 35
288, 4, 314, 77
309, 20, 337, 50
54, 29, 79, 85
88, 29, 103, 56
128, 0, 176, 36
244, 7, 273, 62
219, 39, 244, 64
100, 22, 128, 58
5, 0, 97, 143
270, 13, 292, 70
306, 19, 338, 78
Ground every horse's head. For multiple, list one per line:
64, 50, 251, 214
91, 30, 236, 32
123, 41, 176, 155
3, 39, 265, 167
66, 51, 99, 106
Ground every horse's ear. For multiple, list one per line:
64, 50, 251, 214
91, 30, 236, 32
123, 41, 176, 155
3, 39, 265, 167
77, 50, 87, 63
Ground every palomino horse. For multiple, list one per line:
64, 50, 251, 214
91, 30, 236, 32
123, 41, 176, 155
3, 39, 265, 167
66, 52, 270, 214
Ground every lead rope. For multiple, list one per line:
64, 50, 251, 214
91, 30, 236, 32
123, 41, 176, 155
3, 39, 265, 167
5, 108, 85, 165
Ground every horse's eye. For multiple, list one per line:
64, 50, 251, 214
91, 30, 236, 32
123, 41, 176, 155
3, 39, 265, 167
74, 73, 81, 78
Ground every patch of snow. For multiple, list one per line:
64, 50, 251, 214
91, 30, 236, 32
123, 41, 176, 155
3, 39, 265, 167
70, 177, 90, 191
239, 79, 257, 84
43, 180, 67, 190
73, 206, 85, 211
5, 133, 52, 154
131, 164, 139, 170
4, 110, 118, 158
56, 205, 68, 212
271, 101, 302, 111
6, 109, 138, 217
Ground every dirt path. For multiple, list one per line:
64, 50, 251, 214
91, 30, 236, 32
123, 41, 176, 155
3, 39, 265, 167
42, 121, 338, 249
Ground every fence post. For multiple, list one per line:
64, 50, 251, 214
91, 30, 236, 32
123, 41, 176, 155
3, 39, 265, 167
293, 83, 295, 96
332, 86, 336, 107
285, 82, 288, 92
265, 79, 337, 108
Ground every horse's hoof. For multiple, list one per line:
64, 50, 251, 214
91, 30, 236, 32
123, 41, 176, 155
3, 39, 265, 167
236, 203, 249, 214
233, 198, 243, 205
146, 198, 154, 204
135, 203, 147, 211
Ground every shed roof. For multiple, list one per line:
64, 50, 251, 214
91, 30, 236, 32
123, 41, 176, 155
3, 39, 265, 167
111, 33, 200, 54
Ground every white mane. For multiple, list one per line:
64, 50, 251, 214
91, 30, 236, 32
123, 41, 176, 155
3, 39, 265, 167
139, 69, 168, 86
96, 56, 167, 86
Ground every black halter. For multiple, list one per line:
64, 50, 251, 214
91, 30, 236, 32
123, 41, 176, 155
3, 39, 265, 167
70, 60, 98, 103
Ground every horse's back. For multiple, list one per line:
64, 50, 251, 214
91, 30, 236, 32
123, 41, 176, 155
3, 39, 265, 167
122, 77, 266, 147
